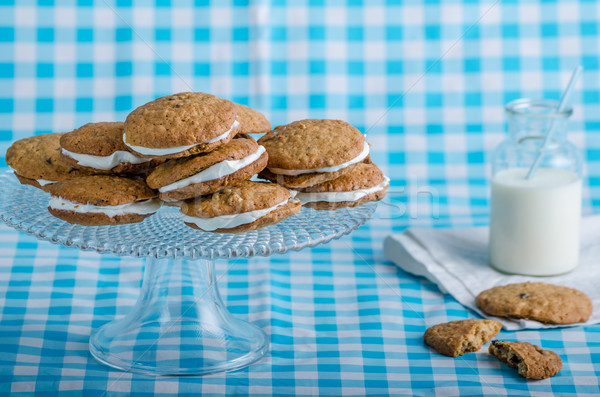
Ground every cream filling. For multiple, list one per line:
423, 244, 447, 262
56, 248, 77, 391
37, 179, 55, 186
61, 148, 152, 170
123, 120, 240, 156
159, 146, 266, 193
8, 167, 56, 186
269, 140, 370, 176
181, 196, 296, 232
294, 177, 390, 203
49, 197, 161, 217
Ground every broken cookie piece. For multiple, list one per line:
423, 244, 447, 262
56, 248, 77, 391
424, 319, 502, 357
489, 340, 562, 379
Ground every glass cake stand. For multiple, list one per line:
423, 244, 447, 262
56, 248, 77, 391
0, 172, 376, 376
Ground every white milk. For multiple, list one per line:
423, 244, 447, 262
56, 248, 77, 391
489, 168, 581, 276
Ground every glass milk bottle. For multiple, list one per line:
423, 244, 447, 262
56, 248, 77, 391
489, 98, 583, 276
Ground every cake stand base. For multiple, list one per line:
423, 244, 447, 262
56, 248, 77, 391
0, 176, 377, 376
89, 258, 268, 376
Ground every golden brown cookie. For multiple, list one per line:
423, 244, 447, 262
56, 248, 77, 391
475, 282, 592, 324
180, 181, 300, 233
234, 103, 271, 134
60, 122, 161, 174
123, 92, 239, 159
6, 133, 92, 192
258, 164, 359, 189
257, 119, 368, 188
294, 163, 389, 210
146, 134, 268, 202
423, 319, 502, 357
48, 175, 160, 226
489, 340, 562, 379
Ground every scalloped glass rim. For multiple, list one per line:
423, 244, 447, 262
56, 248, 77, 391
0, 172, 376, 260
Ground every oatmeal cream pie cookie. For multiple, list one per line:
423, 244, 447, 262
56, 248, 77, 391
60, 122, 159, 174
234, 103, 271, 134
489, 340, 562, 379
123, 92, 240, 159
6, 133, 92, 192
48, 175, 161, 226
475, 282, 592, 325
257, 119, 370, 188
294, 163, 389, 210
146, 134, 268, 202
180, 181, 300, 233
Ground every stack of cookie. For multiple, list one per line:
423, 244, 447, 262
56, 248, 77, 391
6, 92, 388, 233
120, 92, 302, 233
257, 119, 389, 209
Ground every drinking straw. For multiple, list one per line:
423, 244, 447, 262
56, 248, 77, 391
526, 65, 583, 179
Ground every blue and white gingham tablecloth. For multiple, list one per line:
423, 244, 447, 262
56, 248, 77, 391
1, 1, 600, 395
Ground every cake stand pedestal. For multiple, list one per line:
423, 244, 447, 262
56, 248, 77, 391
89, 258, 269, 375
0, 173, 376, 376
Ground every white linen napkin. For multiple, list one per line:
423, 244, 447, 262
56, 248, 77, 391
383, 215, 600, 330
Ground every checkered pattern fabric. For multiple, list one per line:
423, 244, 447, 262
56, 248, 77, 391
1, 0, 600, 395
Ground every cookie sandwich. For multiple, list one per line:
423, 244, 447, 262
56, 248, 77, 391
258, 119, 370, 188
234, 103, 271, 134
60, 122, 157, 174
180, 181, 300, 233
123, 92, 240, 160
6, 133, 91, 192
294, 163, 389, 210
146, 134, 268, 202
48, 175, 161, 226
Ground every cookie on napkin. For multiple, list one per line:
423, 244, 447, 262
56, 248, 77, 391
475, 282, 592, 324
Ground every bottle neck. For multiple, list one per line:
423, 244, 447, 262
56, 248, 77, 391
508, 129, 567, 146
505, 98, 572, 148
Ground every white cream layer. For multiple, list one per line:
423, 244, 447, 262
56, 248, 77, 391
37, 179, 55, 186
123, 120, 240, 156
269, 140, 370, 176
61, 148, 152, 170
49, 197, 161, 217
181, 197, 296, 232
294, 177, 390, 203
8, 167, 55, 186
159, 146, 266, 193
